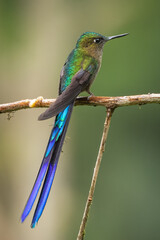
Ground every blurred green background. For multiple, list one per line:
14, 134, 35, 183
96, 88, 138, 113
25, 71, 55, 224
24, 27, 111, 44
0, 0, 160, 239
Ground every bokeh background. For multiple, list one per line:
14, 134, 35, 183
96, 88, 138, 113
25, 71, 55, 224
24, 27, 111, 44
0, 0, 160, 239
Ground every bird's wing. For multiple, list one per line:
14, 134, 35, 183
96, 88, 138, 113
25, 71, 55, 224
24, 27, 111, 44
38, 68, 93, 120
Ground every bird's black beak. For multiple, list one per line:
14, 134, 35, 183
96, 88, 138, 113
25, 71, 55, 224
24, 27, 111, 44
105, 33, 128, 42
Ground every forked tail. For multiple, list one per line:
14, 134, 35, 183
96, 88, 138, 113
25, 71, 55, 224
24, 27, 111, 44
21, 103, 74, 227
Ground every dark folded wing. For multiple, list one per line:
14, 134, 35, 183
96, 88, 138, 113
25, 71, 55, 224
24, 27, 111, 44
38, 69, 91, 120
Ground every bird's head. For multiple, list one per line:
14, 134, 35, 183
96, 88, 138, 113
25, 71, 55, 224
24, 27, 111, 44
76, 31, 128, 59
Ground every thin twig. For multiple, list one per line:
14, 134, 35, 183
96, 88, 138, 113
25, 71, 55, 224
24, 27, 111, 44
0, 93, 160, 114
77, 108, 114, 240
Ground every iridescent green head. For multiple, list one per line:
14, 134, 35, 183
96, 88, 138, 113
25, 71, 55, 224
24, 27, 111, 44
76, 31, 128, 59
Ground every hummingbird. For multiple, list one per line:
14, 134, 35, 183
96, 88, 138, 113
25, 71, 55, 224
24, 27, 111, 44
21, 31, 128, 227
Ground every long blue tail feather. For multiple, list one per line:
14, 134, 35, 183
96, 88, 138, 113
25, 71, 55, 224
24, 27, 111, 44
31, 159, 58, 228
21, 155, 50, 222
21, 125, 59, 222
21, 103, 73, 226
31, 103, 73, 227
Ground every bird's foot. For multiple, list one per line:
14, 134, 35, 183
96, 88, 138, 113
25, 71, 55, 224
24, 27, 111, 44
87, 92, 95, 100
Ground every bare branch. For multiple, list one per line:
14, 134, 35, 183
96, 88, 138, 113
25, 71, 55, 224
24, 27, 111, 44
1, 93, 160, 237
0, 93, 160, 115
0, 97, 54, 114
77, 108, 114, 240
76, 93, 160, 108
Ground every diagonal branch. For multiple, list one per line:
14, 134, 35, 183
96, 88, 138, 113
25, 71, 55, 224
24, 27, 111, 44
0, 93, 160, 115
77, 108, 114, 240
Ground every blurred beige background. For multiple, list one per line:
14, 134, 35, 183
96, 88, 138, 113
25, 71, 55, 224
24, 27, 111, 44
0, 0, 160, 239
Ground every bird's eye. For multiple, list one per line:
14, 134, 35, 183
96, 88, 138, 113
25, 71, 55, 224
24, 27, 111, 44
94, 38, 101, 43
